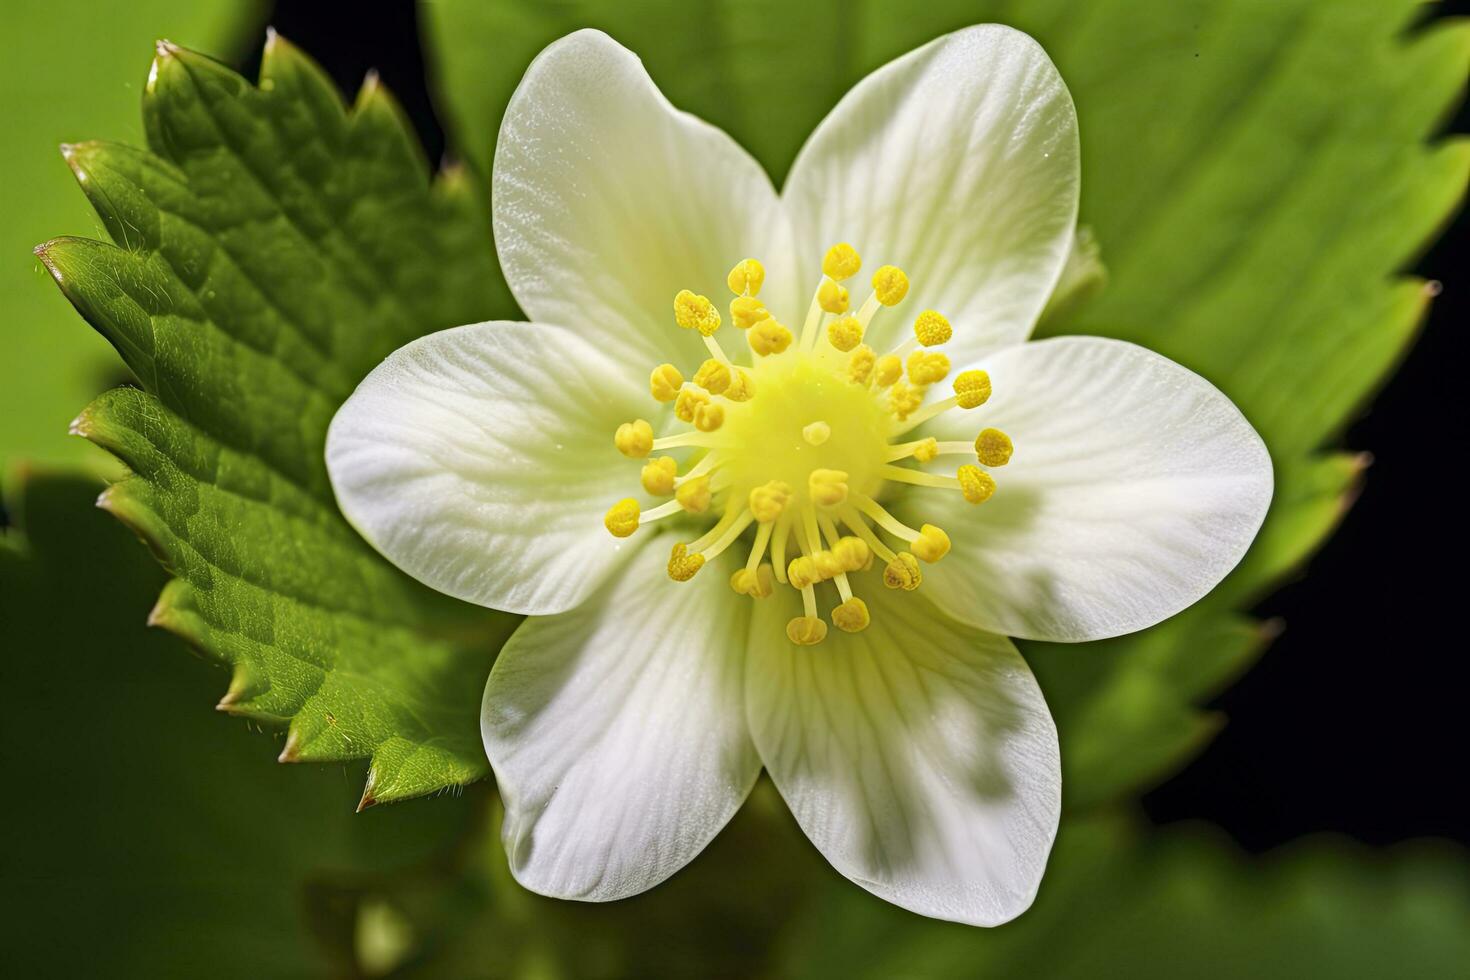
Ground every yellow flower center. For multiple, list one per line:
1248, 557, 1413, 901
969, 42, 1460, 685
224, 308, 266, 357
603, 244, 1014, 644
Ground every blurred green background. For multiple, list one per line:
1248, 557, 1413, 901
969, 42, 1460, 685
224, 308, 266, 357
2, 1, 1467, 976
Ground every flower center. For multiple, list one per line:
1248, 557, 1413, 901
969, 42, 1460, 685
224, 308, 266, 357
603, 244, 1014, 645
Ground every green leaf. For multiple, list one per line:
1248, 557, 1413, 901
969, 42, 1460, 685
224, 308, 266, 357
38, 37, 519, 803
0, 474, 476, 976
423, 0, 1468, 802
0, 0, 264, 472
778, 816, 1470, 979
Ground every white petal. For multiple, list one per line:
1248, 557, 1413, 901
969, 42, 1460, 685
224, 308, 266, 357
326, 321, 647, 616
898, 336, 1274, 642
783, 25, 1079, 362
493, 29, 799, 374
746, 587, 1059, 926
484, 539, 759, 901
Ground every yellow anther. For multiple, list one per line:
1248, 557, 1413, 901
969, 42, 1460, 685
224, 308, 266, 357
822, 243, 861, 281
831, 597, 871, 633
802, 420, 831, 446
676, 476, 712, 514
723, 368, 755, 402
749, 481, 791, 522
832, 536, 871, 572
748, 317, 793, 356
808, 469, 849, 507
818, 278, 850, 314
787, 555, 820, 590
787, 616, 828, 646
872, 265, 909, 306
907, 350, 951, 386
603, 498, 639, 538
726, 258, 765, 296
913, 310, 952, 347
674, 289, 722, 335
674, 387, 709, 423
730, 295, 768, 330
729, 565, 774, 598
913, 524, 951, 563
848, 345, 876, 383
827, 315, 863, 352
883, 552, 922, 591
953, 370, 992, 409
913, 437, 939, 463
874, 354, 902, 387
649, 363, 684, 402
693, 358, 731, 396
641, 456, 678, 495
812, 549, 845, 581
693, 402, 725, 432
975, 427, 1014, 466
668, 542, 706, 582
614, 419, 654, 458
888, 380, 926, 421
957, 464, 996, 504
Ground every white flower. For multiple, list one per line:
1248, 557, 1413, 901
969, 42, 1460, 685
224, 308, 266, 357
325, 26, 1272, 925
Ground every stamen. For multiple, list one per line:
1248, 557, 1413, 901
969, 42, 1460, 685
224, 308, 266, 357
912, 524, 951, 563
731, 295, 768, 329
848, 345, 876, 384
885, 437, 940, 462
808, 469, 849, 508
749, 480, 791, 522
839, 508, 897, 564
703, 333, 732, 365
702, 508, 756, 560
694, 358, 731, 395
850, 492, 920, 542
693, 401, 724, 433
677, 452, 724, 483
831, 597, 870, 633
957, 465, 996, 504
975, 427, 1015, 466
799, 284, 826, 350
650, 364, 683, 402
723, 368, 755, 401
818, 279, 850, 314
880, 464, 961, 490
913, 310, 952, 347
651, 431, 721, 451
689, 499, 743, 552
730, 564, 774, 597
826, 316, 863, 352
603, 498, 639, 537
726, 258, 765, 296
674, 387, 708, 423
871, 265, 909, 306
822, 243, 861, 281
887, 380, 926, 420
906, 350, 950, 386
953, 370, 992, 408
641, 456, 678, 495
746, 521, 774, 573
674, 289, 722, 335
675, 475, 712, 514
615, 419, 654, 458
770, 513, 793, 584
641, 498, 686, 523
873, 354, 902, 388
749, 317, 793, 356
882, 552, 923, 591
787, 611, 827, 646
667, 542, 705, 581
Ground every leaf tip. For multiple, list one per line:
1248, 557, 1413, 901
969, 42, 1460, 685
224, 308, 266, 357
68, 409, 91, 439
154, 38, 180, 60
356, 789, 378, 813
277, 729, 303, 764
